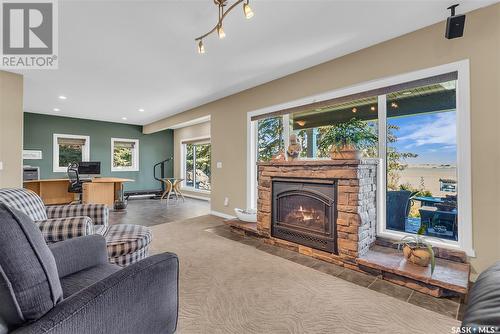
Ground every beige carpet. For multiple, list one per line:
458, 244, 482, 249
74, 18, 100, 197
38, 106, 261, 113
150, 215, 459, 334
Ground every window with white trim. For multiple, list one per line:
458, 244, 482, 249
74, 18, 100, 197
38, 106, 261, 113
182, 141, 211, 192
247, 61, 472, 255
53, 134, 90, 172
111, 138, 139, 172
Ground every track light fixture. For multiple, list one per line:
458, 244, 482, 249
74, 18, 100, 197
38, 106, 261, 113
197, 40, 205, 54
195, 0, 254, 54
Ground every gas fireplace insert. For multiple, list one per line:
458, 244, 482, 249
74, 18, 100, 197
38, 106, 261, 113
271, 178, 337, 253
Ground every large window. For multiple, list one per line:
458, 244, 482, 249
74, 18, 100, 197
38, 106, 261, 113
290, 95, 379, 159
53, 134, 90, 172
111, 138, 139, 172
248, 61, 472, 254
385, 81, 458, 241
184, 142, 211, 191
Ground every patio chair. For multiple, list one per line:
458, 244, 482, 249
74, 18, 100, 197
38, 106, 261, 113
386, 190, 413, 231
419, 208, 458, 240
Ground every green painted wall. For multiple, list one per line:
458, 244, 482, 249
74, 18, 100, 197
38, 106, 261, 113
23, 112, 173, 192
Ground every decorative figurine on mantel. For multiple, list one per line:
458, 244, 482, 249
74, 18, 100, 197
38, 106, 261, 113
272, 151, 286, 161
287, 133, 301, 160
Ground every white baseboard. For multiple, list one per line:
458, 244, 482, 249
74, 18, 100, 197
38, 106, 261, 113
183, 193, 210, 201
210, 210, 236, 220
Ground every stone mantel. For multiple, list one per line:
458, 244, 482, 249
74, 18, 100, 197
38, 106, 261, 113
257, 158, 378, 268
257, 158, 379, 167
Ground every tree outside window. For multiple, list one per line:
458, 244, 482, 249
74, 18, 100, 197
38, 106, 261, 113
111, 139, 139, 171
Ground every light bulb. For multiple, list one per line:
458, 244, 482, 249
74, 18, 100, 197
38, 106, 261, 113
217, 25, 226, 39
197, 40, 205, 54
243, 3, 254, 19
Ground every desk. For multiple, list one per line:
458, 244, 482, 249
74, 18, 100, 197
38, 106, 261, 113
24, 179, 74, 205
82, 178, 134, 207
24, 178, 134, 207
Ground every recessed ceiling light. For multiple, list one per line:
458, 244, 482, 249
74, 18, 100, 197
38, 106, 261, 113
53, 108, 60, 112
58, 95, 67, 100
121, 117, 127, 121
402, 91, 412, 95
138, 108, 145, 112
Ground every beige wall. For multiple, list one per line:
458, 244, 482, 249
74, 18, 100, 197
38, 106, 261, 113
144, 4, 500, 274
0, 71, 23, 188
173, 121, 211, 200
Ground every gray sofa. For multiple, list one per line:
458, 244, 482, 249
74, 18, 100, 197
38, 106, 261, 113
0, 203, 178, 334
462, 262, 500, 327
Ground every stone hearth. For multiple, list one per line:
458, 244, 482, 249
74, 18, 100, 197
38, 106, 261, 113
257, 159, 378, 267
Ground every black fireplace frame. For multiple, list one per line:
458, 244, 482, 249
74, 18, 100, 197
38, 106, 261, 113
271, 178, 338, 254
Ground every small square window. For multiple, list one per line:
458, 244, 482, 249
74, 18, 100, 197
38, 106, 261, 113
53, 134, 90, 173
111, 138, 139, 172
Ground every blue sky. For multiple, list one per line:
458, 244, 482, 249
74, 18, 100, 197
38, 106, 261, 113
388, 111, 457, 165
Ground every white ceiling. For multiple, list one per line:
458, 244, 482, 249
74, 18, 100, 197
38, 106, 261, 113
15, 0, 497, 125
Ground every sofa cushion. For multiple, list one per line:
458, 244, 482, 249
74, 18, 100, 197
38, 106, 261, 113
0, 203, 63, 329
0, 188, 48, 221
462, 261, 500, 326
60, 263, 120, 298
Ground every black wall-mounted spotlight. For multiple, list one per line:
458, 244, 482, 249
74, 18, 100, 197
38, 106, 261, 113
445, 4, 466, 39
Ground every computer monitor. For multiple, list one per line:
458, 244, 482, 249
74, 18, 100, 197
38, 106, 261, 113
78, 161, 101, 175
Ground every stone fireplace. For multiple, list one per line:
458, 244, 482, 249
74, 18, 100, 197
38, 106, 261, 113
225, 158, 470, 297
257, 159, 378, 266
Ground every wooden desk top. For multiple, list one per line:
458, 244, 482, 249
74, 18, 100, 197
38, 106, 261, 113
24, 179, 68, 183
91, 177, 134, 183
24, 177, 134, 183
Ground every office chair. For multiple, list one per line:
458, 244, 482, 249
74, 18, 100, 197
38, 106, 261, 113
67, 163, 84, 204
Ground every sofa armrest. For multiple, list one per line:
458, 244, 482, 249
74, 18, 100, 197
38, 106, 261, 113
46, 204, 109, 227
36, 216, 93, 243
13, 253, 179, 334
49, 235, 109, 278
462, 261, 500, 326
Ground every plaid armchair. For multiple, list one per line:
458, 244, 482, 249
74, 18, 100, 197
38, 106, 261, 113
0, 188, 109, 242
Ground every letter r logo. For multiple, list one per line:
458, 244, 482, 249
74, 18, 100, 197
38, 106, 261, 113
2, 2, 53, 54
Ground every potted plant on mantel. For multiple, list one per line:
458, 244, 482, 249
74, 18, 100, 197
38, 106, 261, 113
395, 224, 436, 274
318, 118, 378, 159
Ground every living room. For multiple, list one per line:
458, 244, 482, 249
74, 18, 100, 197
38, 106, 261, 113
0, 1, 499, 333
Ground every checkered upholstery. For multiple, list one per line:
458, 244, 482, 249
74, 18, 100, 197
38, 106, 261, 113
94, 224, 108, 235
109, 246, 150, 266
46, 203, 108, 233
0, 188, 48, 221
37, 216, 93, 243
105, 224, 152, 266
0, 188, 108, 243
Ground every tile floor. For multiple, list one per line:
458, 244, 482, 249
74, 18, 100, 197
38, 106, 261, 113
109, 197, 210, 227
